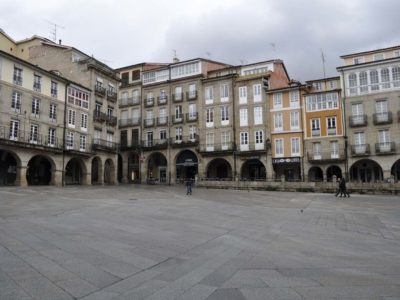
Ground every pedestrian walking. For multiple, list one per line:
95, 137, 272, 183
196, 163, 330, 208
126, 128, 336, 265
185, 178, 193, 195
336, 177, 350, 197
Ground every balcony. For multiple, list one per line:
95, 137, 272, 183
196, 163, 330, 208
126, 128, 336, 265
93, 110, 107, 123
105, 115, 117, 127
307, 148, 346, 163
349, 115, 367, 127
186, 112, 198, 122
197, 142, 234, 154
375, 142, 396, 155
351, 144, 370, 156
120, 141, 140, 151
172, 93, 184, 102
172, 114, 184, 124
13, 75, 22, 85
157, 117, 168, 126
144, 98, 155, 108
141, 139, 168, 151
119, 96, 141, 107
373, 112, 392, 125
143, 118, 155, 128
92, 139, 118, 153
311, 129, 321, 137
107, 90, 117, 102
0, 126, 63, 153
95, 85, 106, 97
237, 142, 266, 154
186, 91, 198, 101
327, 127, 337, 136
157, 95, 168, 105
119, 118, 141, 128
170, 135, 199, 148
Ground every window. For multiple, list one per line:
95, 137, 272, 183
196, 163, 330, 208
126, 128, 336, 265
132, 89, 140, 101
348, 73, 357, 95
175, 86, 183, 100
306, 92, 338, 111
274, 112, 283, 130
175, 127, 183, 142
221, 131, 230, 150
188, 104, 197, 120
11, 91, 21, 112
29, 124, 38, 144
255, 130, 264, 150
274, 139, 283, 157
313, 82, 322, 91
146, 110, 154, 126
375, 100, 388, 114
121, 72, 129, 85
189, 125, 196, 140
94, 130, 101, 143
49, 103, 57, 121
353, 57, 364, 64
81, 113, 88, 131
80, 135, 87, 151
205, 86, 213, 104
206, 108, 214, 127
31, 98, 40, 116
132, 70, 141, 81
327, 117, 336, 135
159, 129, 167, 141
354, 132, 366, 154
289, 91, 299, 107
290, 111, 299, 129
66, 132, 74, 149
330, 141, 339, 158
370, 70, 379, 91
273, 93, 282, 108
311, 118, 320, 136
206, 132, 214, 151
253, 84, 262, 102
67, 87, 89, 109
378, 129, 390, 152
254, 107, 262, 125
68, 109, 76, 127
220, 84, 229, 102
239, 86, 247, 104
221, 106, 229, 125
381, 68, 390, 89
329, 81, 337, 89
107, 133, 113, 147
146, 131, 153, 146
291, 137, 300, 156
373, 53, 384, 61
240, 108, 248, 126
188, 84, 196, 99
33, 74, 41, 92
48, 128, 56, 146
359, 71, 368, 93
9, 120, 19, 140
13, 67, 22, 85
392, 66, 400, 87
107, 107, 113, 118
171, 62, 200, 79
146, 91, 154, 105
175, 105, 182, 120
240, 132, 249, 151
158, 107, 167, 124
312, 142, 321, 159
394, 50, 400, 57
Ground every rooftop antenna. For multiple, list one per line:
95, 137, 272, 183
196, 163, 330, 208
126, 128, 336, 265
320, 48, 326, 78
172, 49, 179, 63
206, 51, 211, 59
45, 20, 65, 43
270, 42, 276, 52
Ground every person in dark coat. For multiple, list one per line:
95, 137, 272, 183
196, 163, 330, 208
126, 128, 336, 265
185, 178, 193, 195
336, 177, 350, 197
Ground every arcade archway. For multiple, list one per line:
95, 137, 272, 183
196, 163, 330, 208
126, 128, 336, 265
391, 160, 400, 182
104, 159, 115, 185
26, 155, 53, 185
176, 150, 198, 183
350, 159, 383, 182
147, 152, 167, 183
308, 166, 323, 182
128, 153, 140, 183
65, 158, 85, 185
0, 150, 19, 186
327, 165, 342, 181
91, 157, 102, 184
241, 159, 266, 181
206, 158, 232, 180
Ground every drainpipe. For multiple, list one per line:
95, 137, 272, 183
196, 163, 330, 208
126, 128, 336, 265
340, 70, 349, 181
62, 83, 68, 187
232, 74, 237, 180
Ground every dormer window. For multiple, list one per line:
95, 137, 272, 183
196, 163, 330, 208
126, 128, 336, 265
353, 57, 364, 64
373, 53, 384, 61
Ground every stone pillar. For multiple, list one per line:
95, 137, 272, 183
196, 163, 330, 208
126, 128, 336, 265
16, 166, 28, 187
383, 170, 392, 181
266, 155, 274, 181
121, 157, 129, 183
53, 169, 63, 187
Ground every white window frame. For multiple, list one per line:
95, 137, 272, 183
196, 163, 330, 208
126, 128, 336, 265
274, 112, 283, 131
205, 86, 213, 104
255, 130, 264, 150
274, 138, 284, 157
253, 84, 262, 102
206, 132, 214, 151
220, 84, 229, 102
291, 137, 300, 156
330, 141, 339, 159
240, 132, 249, 151
48, 128, 56, 147
68, 109, 76, 128
289, 91, 299, 108
221, 106, 229, 126
80, 135, 87, 151
290, 111, 299, 129
239, 86, 247, 104
254, 106, 262, 125
66, 132, 74, 150
9, 120, 19, 141
81, 113, 88, 131
240, 108, 248, 126
327, 117, 337, 135
11, 91, 22, 112
221, 131, 230, 150
273, 93, 282, 108
206, 108, 214, 127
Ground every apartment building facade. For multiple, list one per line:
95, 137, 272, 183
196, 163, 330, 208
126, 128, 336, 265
303, 77, 346, 181
337, 46, 400, 182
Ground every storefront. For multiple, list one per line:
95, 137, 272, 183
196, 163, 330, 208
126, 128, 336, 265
272, 157, 301, 181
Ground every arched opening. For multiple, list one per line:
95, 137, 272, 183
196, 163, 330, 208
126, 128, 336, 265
26, 155, 53, 185
241, 159, 266, 181
350, 159, 383, 182
206, 158, 233, 180
128, 153, 140, 183
391, 160, 400, 182
117, 154, 123, 183
104, 159, 115, 185
308, 166, 323, 182
65, 158, 84, 185
91, 157, 102, 184
0, 150, 18, 186
176, 150, 198, 183
147, 152, 167, 183
327, 165, 342, 181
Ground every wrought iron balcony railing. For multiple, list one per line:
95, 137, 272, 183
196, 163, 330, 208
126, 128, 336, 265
373, 112, 392, 125
349, 115, 368, 127
351, 144, 370, 156
375, 142, 396, 155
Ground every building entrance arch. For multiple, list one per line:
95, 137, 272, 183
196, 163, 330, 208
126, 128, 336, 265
308, 166, 323, 182
0, 150, 19, 186
176, 150, 198, 183
327, 165, 342, 181
104, 159, 115, 184
147, 152, 167, 183
26, 155, 53, 185
350, 159, 383, 182
65, 158, 85, 185
91, 157, 102, 184
128, 153, 140, 183
241, 159, 266, 181
206, 158, 232, 180
391, 159, 400, 182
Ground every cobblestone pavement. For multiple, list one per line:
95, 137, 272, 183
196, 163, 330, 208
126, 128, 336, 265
0, 185, 400, 300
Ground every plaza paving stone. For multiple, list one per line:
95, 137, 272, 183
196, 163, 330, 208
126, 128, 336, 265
0, 185, 399, 299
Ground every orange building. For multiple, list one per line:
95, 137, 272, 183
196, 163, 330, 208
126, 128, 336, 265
303, 77, 346, 181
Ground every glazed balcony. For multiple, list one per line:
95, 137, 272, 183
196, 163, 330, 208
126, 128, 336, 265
307, 148, 346, 163
141, 139, 168, 151
351, 144, 370, 156
172, 114, 184, 124
157, 116, 168, 126
95, 85, 106, 97
105, 115, 117, 127
107, 90, 117, 102
349, 115, 367, 127
375, 142, 396, 155
157, 95, 168, 105
186, 90, 198, 101
172, 93, 184, 102
185, 112, 198, 122
119, 118, 141, 128
119, 96, 141, 107
143, 118, 155, 128
93, 110, 107, 123
92, 138, 118, 153
170, 135, 199, 148
0, 126, 63, 153
197, 142, 234, 154
144, 98, 155, 108
373, 112, 392, 125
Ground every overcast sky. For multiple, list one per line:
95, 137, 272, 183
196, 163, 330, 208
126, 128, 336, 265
2, 0, 399, 81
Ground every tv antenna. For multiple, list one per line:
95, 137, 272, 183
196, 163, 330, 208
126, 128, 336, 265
45, 20, 65, 42
270, 42, 276, 52
320, 48, 326, 78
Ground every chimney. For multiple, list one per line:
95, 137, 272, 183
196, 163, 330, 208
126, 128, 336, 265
59, 39, 62, 45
